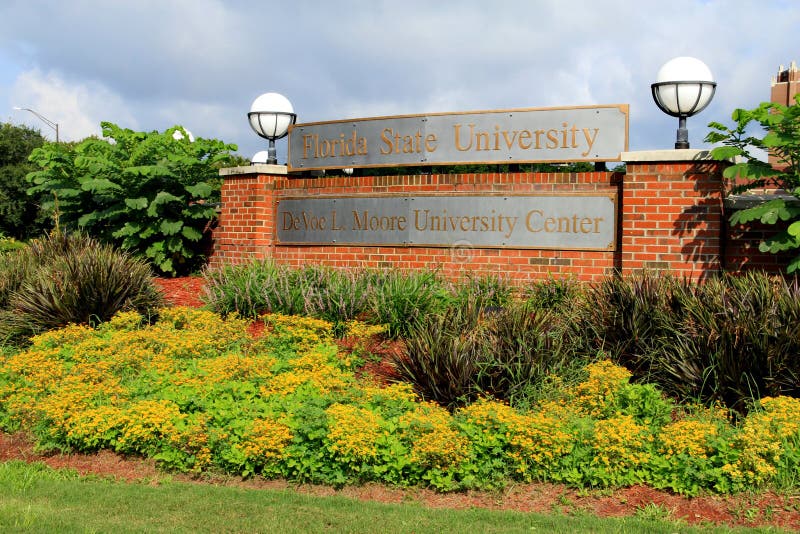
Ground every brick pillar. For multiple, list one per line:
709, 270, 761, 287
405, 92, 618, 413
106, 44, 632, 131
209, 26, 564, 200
621, 150, 727, 280
209, 164, 287, 268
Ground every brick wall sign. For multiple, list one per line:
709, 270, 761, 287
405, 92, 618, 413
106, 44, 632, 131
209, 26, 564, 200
277, 194, 616, 250
213, 151, 740, 282
288, 105, 629, 171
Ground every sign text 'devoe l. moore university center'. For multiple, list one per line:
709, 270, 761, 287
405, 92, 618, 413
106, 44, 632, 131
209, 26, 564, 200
276, 194, 617, 251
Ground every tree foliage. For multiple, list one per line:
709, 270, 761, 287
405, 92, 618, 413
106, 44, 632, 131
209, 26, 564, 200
26, 122, 238, 276
0, 122, 50, 239
706, 94, 800, 272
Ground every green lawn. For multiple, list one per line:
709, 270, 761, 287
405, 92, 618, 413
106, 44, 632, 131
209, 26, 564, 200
0, 461, 786, 534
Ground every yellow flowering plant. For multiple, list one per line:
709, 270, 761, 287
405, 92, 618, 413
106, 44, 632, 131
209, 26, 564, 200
4, 306, 800, 497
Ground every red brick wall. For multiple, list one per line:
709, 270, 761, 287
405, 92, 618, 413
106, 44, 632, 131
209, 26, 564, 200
212, 171, 279, 264
621, 156, 725, 279
211, 154, 787, 283
724, 219, 795, 272
212, 170, 621, 283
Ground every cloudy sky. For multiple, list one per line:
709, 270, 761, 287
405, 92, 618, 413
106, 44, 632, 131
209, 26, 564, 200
1, 0, 798, 162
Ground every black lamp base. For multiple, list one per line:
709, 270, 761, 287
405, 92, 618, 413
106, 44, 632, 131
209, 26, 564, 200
675, 117, 690, 149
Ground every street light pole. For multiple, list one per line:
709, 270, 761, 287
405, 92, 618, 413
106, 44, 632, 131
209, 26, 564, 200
12, 107, 59, 142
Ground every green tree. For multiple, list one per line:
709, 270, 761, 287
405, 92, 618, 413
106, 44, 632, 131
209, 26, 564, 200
706, 94, 800, 272
0, 122, 50, 239
26, 122, 238, 276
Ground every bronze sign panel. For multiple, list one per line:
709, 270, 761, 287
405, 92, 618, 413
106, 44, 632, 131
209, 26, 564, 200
277, 194, 617, 251
288, 104, 628, 171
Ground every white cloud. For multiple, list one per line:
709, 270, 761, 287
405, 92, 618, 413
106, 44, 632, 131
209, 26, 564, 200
10, 69, 137, 142
2, 0, 799, 156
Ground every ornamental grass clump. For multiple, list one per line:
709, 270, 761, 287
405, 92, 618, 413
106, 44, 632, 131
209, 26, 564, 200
392, 299, 485, 408
0, 231, 162, 344
204, 262, 376, 336
674, 273, 800, 413
202, 260, 300, 318
300, 266, 375, 337
523, 276, 583, 311
368, 269, 450, 339
579, 270, 800, 414
392, 300, 580, 409
475, 303, 577, 408
452, 273, 515, 310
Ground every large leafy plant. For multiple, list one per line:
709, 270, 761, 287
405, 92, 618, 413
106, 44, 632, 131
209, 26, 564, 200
26, 122, 238, 275
706, 94, 800, 272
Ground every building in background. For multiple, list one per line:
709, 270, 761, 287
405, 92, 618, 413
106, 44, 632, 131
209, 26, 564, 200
769, 61, 799, 168
770, 61, 799, 106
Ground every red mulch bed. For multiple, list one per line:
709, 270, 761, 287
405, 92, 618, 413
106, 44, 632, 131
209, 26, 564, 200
2, 276, 799, 529
153, 277, 206, 308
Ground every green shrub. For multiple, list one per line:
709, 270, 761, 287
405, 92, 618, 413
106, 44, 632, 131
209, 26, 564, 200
706, 94, 800, 273
452, 273, 514, 309
26, 122, 238, 276
523, 276, 582, 311
0, 231, 163, 343
369, 269, 449, 339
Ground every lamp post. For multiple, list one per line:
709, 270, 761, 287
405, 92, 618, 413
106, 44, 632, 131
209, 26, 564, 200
12, 106, 59, 142
247, 92, 296, 165
651, 57, 716, 149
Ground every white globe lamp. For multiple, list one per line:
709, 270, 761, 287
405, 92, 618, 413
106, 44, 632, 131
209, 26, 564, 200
247, 92, 296, 164
651, 57, 716, 149
251, 150, 269, 164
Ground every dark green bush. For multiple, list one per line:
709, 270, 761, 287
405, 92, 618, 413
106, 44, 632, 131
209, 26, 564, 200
0, 122, 50, 240
579, 271, 800, 414
0, 231, 163, 343
391, 299, 486, 408
393, 299, 581, 409
474, 303, 577, 407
